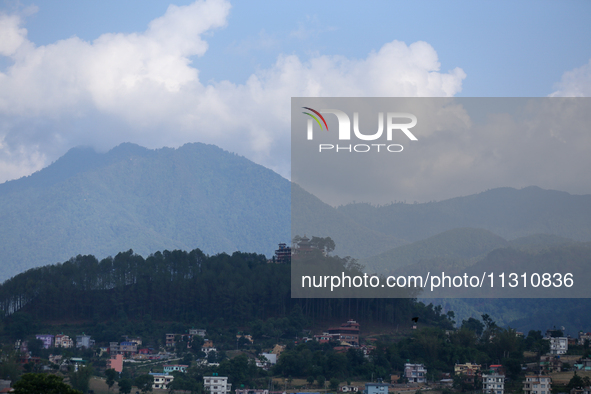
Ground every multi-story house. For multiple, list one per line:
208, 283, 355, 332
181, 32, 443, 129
523, 375, 551, 394
482, 372, 505, 394
75, 334, 94, 349
55, 334, 73, 348
110, 342, 120, 354
166, 333, 176, 347
203, 374, 231, 394
363, 380, 389, 394
579, 332, 591, 346
35, 334, 54, 349
202, 340, 216, 354
327, 320, 360, 346
151, 374, 174, 390
549, 337, 568, 355
189, 328, 206, 337
404, 363, 427, 383
119, 341, 137, 354
455, 363, 481, 376
106, 354, 123, 373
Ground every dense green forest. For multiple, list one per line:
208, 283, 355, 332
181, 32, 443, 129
0, 248, 453, 344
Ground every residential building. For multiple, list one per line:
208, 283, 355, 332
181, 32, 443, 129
575, 359, 591, 371
523, 375, 552, 394
163, 364, 188, 374
203, 375, 231, 394
255, 353, 277, 369
404, 363, 427, 383
151, 374, 174, 390
482, 372, 505, 394
106, 354, 123, 373
202, 340, 216, 354
110, 342, 120, 354
122, 336, 142, 346
549, 337, 568, 355
363, 380, 389, 394
579, 332, 591, 346
119, 341, 137, 354
166, 333, 176, 347
327, 320, 360, 346
75, 334, 94, 349
454, 363, 481, 376
35, 334, 54, 349
189, 328, 206, 337
455, 363, 481, 385
539, 356, 563, 373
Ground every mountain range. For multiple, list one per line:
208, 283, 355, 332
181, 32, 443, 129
2, 142, 591, 334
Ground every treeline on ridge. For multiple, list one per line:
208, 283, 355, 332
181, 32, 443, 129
0, 249, 453, 334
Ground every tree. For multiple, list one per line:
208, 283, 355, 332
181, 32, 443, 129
118, 378, 133, 394
27, 338, 45, 358
307, 376, 315, 386
13, 373, 82, 394
69, 365, 93, 393
568, 372, 585, 389
317, 375, 326, 388
134, 374, 154, 393
329, 378, 340, 391
461, 317, 484, 337
105, 368, 118, 391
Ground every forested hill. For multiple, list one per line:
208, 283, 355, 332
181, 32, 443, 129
0, 143, 291, 281
0, 249, 453, 341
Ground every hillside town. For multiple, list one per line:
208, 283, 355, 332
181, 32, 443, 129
4, 319, 591, 394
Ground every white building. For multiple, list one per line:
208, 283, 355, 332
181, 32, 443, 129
204, 375, 231, 394
189, 328, 206, 337
483, 372, 505, 394
549, 337, 568, 355
75, 334, 95, 349
151, 374, 174, 390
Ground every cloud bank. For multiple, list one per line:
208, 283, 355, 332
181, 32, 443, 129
549, 59, 591, 97
0, 0, 466, 183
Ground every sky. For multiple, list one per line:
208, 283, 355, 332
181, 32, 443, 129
1, 0, 590, 201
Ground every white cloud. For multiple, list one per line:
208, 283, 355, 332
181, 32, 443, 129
0, 0, 465, 184
549, 59, 591, 97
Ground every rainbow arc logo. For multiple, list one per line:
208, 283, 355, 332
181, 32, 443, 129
302, 107, 328, 131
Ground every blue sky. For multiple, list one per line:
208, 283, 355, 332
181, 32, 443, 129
15, 0, 591, 97
0, 0, 590, 196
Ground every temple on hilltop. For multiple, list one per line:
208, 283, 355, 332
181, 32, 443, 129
273, 235, 326, 263
291, 235, 324, 260
274, 243, 291, 263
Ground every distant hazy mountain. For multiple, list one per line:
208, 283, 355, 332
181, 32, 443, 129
291, 184, 407, 259
336, 187, 591, 243
0, 143, 291, 281
360, 227, 509, 274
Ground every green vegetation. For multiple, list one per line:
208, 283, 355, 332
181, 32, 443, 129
0, 142, 290, 281
13, 373, 82, 394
